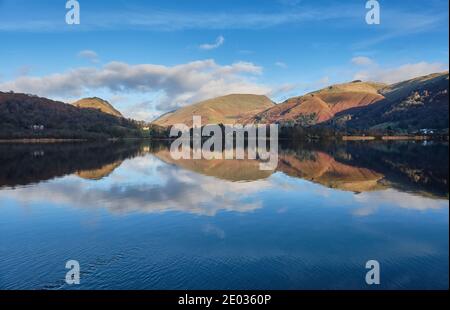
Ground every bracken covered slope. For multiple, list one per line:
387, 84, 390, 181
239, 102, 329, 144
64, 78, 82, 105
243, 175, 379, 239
242, 81, 386, 125
152, 94, 275, 127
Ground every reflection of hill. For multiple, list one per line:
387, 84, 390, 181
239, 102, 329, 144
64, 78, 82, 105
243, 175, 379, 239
0, 141, 142, 188
278, 151, 385, 192
0, 140, 447, 199
333, 141, 449, 198
153, 141, 447, 199
153, 145, 385, 192
76, 161, 124, 180
153, 149, 273, 182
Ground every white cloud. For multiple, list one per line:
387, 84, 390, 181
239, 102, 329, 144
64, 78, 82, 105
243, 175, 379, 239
199, 36, 225, 50
275, 61, 288, 69
352, 188, 447, 216
0, 155, 271, 216
0, 59, 270, 114
351, 56, 373, 66
353, 61, 448, 84
123, 100, 165, 121
77, 50, 99, 63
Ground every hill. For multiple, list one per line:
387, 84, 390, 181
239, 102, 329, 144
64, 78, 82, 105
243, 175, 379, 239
243, 81, 386, 126
152, 94, 275, 127
326, 72, 449, 133
73, 97, 123, 117
278, 150, 384, 192
153, 148, 273, 182
0, 92, 142, 139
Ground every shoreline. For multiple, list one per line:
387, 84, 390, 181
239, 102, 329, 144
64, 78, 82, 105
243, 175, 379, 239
0, 135, 447, 144
342, 135, 439, 141
0, 138, 88, 144
0, 137, 173, 144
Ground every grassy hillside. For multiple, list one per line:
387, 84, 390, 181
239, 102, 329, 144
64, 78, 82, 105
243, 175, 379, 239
244, 81, 385, 125
0, 92, 143, 139
73, 97, 124, 117
152, 94, 275, 127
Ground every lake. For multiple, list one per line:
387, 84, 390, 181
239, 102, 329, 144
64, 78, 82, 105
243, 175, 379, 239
0, 140, 448, 289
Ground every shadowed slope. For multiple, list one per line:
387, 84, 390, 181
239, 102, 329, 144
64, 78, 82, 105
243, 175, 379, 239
327, 72, 449, 132
0, 92, 141, 139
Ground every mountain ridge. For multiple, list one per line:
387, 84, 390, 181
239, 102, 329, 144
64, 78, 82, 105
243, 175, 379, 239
150, 72, 448, 134
1, 72, 448, 140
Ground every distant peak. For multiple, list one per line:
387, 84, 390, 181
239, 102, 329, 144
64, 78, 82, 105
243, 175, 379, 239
73, 97, 123, 118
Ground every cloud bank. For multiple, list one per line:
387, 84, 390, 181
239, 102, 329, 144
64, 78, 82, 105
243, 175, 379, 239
352, 57, 448, 84
0, 59, 270, 112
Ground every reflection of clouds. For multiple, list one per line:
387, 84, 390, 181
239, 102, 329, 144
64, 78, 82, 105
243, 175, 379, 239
352, 189, 448, 216
0, 153, 447, 218
202, 223, 226, 239
270, 172, 447, 216
0, 155, 272, 216
124, 154, 166, 173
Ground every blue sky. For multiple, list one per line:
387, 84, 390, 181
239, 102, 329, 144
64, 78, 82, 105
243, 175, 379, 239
0, 0, 448, 121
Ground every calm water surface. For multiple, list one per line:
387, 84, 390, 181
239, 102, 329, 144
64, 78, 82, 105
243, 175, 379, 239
0, 141, 448, 289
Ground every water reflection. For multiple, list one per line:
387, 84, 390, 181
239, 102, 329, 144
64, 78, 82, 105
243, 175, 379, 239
0, 140, 448, 289
0, 141, 144, 187
1, 140, 447, 199
278, 150, 384, 192
0, 140, 448, 217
